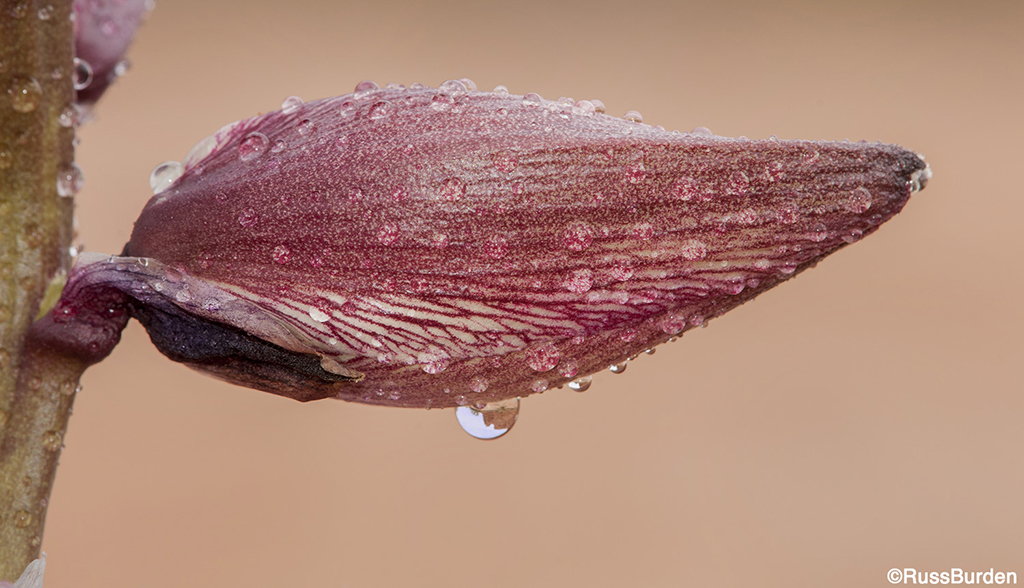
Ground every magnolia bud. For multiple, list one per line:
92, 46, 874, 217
52, 81, 930, 407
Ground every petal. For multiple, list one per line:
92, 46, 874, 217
120, 83, 928, 406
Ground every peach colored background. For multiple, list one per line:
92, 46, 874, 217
46, 1, 1023, 586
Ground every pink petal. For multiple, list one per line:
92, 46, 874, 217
73, 0, 151, 104
104, 82, 929, 407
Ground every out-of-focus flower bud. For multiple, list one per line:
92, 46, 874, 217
73, 0, 152, 104
50, 81, 930, 408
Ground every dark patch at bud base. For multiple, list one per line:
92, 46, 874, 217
128, 300, 354, 402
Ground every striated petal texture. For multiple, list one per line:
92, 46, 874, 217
86, 82, 927, 407
73, 0, 151, 104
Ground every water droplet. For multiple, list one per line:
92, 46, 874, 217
41, 430, 62, 451
7, 76, 42, 113
563, 222, 594, 251
439, 79, 468, 93
808, 222, 828, 242
609, 362, 628, 374
620, 328, 637, 343
281, 95, 303, 114
13, 510, 32, 528
37, 4, 53, 20
526, 342, 560, 372
272, 245, 292, 264
625, 161, 647, 184
297, 119, 315, 136
430, 231, 449, 248
354, 80, 379, 94
470, 377, 489, 393
568, 376, 592, 392
680, 240, 708, 261
238, 208, 258, 227
560, 360, 579, 378
378, 223, 400, 245
9, 2, 28, 18
368, 100, 392, 120
610, 266, 634, 281
622, 110, 643, 123
491, 150, 518, 173
72, 58, 93, 90
571, 100, 596, 116
455, 398, 519, 440
484, 235, 508, 259
238, 132, 270, 162
844, 187, 872, 213
842, 228, 864, 244
58, 102, 82, 127
0, 147, 12, 169
113, 59, 130, 77
309, 306, 330, 322
565, 269, 594, 293
531, 379, 549, 393
421, 357, 451, 374
493, 85, 509, 94
644, 347, 657, 355
56, 162, 84, 197
910, 163, 931, 192
729, 171, 750, 194
522, 92, 543, 107
661, 314, 687, 335
438, 176, 466, 201
174, 289, 192, 303
149, 161, 183, 194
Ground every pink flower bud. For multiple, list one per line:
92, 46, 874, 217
73, 0, 152, 104
57, 81, 930, 407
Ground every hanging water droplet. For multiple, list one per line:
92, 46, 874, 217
7, 76, 42, 113
568, 376, 592, 392
531, 379, 549, 393
455, 398, 519, 440
238, 132, 270, 162
644, 347, 656, 355
281, 95, 303, 114
149, 161, 183, 194
72, 57, 93, 90
609, 362, 628, 374
56, 162, 84, 197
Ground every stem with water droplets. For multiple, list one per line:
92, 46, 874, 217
0, 0, 78, 578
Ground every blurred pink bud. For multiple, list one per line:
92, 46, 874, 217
51, 81, 930, 407
73, 0, 152, 104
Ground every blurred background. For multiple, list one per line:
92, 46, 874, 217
48, 0, 1023, 586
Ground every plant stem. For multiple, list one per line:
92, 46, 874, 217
0, 0, 77, 578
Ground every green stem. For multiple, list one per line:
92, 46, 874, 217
0, 0, 77, 578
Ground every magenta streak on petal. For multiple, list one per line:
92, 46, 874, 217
124, 84, 928, 407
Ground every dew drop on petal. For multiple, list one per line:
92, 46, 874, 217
844, 187, 872, 213
526, 342, 560, 372
729, 171, 750, 194
622, 110, 643, 123
238, 208, 258, 228
560, 360, 579, 378
368, 100, 392, 120
149, 161, 183, 194
7, 76, 42, 113
493, 85, 509, 94
680, 240, 708, 261
281, 95, 303, 114
438, 176, 466, 201
238, 132, 269, 162
72, 58, 92, 90
354, 80, 379, 93
272, 245, 291, 264
563, 222, 594, 251
572, 100, 596, 116
620, 328, 637, 343
309, 306, 330, 322
41, 430, 62, 451
609, 362, 628, 374
522, 92, 543, 107
456, 398, 519, 440
470, 377, 489, 394
56, 163, 84, 197
591, 99, 606, 114
297, 119, 315, 135
565, 269, 594, 293
531, 379, 549, 393
568, 376, 592, 392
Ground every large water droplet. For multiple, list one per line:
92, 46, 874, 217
531, 379, 549, 393
844, 187, 872, 213
281, 95, 303, 114
7, 76, 42, 113
309, 306, 330, 322
609, 362, 628, 374
455, 398, 519, 440
622, 110, 643, 123
522, 92, 543, 107
238, 132, 270, 162
354, 80, 379, 94
368, 100, 392, 120
526, 342, 560, 372
439, 79, 468, 93
72, 57, 93, 90
568, 376, 592, 392
56, 163, 84, 197
149, 161, 183, 194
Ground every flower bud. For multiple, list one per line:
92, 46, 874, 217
58, 81, 930, 407
73, 0, 152, 104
